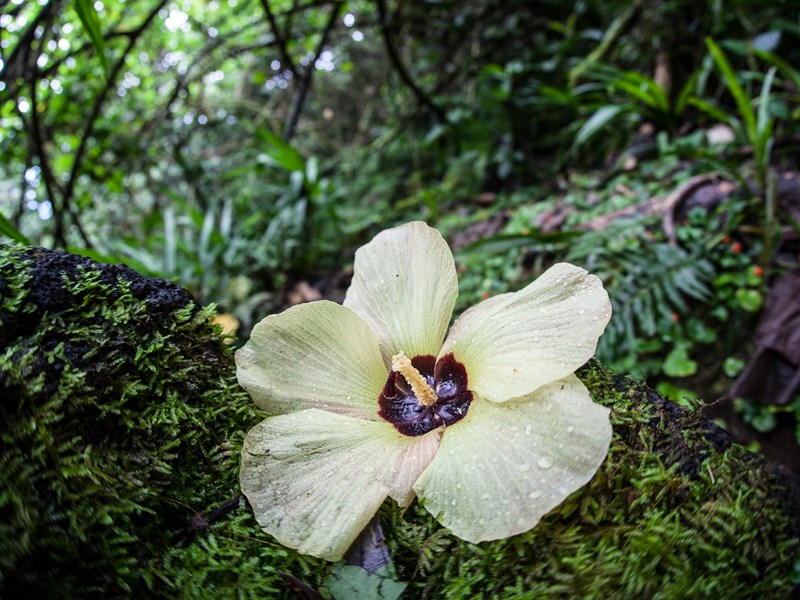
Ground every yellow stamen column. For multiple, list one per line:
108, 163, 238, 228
391, 351, 438, 407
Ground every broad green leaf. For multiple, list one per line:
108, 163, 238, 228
705, 37, 756, 144
0, 211, 30, 245
574, 105, 627, 147
74, 0, 110, 75
656, 381, 698, 408
325, 564, 406, 600
255, 129, 305, 172
753, 48, 800, 90
756, 67, 777, 155
663, 345, 698, 378
723, 356, 745, 378
687, 96, 738, 128
735, 288, 763, 312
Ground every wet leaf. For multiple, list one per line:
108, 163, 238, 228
324, 564, 406, 600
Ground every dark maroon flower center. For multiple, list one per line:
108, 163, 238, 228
378, 353, 472, 436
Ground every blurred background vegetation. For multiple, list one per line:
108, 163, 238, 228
1, 0, 799, 472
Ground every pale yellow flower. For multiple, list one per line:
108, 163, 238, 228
236, 222, 612, 560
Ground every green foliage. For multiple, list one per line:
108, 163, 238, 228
325, 564, 407, 600
662, 345, 698, 378
733, 396, 800, 444
567, 230, 716, 369
2, 0, 800, 593
0, 211, 30, 245
704, 38, 776, 184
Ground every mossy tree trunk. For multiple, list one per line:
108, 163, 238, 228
1, 244, 797, 598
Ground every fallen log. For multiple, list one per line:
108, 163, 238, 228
0, 244, 797, 598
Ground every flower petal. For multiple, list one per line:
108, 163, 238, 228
413, 375, 611, 544
236, 301, 387, 419
440, 263, 611, 402
344, 222, 458, 365
240, 409, 441, 560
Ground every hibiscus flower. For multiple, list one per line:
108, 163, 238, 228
236, 221, 612, 560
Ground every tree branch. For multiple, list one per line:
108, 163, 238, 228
282, 2, 342, 141
27, 76, 75, 247
375, 0, 445, 121
0, 1, 61, 100
60, 0, 169, 246
259, 0, 296, 75
138, 16, 265, 141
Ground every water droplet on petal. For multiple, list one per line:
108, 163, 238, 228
481, 493, 490, 500
578, 309, 585, 315
566, 425, 575, 433
519, 463, 530, 472
524, 424, 533, 435
537, 457, 553, 469
529, 490, 542, 500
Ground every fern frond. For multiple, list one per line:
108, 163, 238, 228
568, 237, 716, 362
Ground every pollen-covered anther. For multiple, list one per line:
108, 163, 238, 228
391, 351, 438, 407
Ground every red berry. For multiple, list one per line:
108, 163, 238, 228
731, 242, 743, 253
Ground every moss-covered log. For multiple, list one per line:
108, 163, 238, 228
1, 243, 798, 598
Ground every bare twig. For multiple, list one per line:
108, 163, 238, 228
662, 173, 729, 244
576, 173, 731, 240
259, 0, 296, 75
138, 16, 265, 140
375, 0, 445, 121
0, 1, 62, 99
59, 0, 169, 247
282, 2, 342, 141
27, 75, 75, 247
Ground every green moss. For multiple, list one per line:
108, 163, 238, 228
1, 243, 797, 598
0, 244, 327, 598
379, 363, 799, 598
